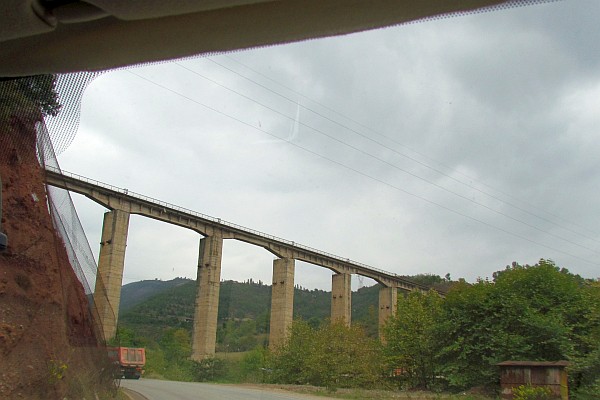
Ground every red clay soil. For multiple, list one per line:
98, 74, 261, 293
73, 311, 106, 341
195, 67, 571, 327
0, 116, 113, 399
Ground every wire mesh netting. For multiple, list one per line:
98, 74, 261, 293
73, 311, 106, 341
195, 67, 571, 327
0, 75, 118, 397
46, 72, 103, 155
1, 73, 112, 339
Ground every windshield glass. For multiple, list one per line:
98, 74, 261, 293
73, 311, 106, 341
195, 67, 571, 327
55, 0, 599, 289
2, 1, 599, 398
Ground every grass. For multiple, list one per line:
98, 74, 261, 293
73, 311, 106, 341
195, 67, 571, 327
240, 384, 494, 400
216, 351, 249, 361
112, 389, 132, 400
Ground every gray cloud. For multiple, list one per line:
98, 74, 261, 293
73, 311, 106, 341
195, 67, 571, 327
56, 0, 600, 290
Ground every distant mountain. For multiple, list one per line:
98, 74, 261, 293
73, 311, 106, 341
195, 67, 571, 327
118, 279, 382, 340
119, 273, 447, 317
117, 275, 448, 348
119, 277, 192, 314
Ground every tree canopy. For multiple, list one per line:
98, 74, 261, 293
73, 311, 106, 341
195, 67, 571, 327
383, 290, 443, 389
268, 320, 384, 389
383, 259, 600, 395
0, 75, 61, 122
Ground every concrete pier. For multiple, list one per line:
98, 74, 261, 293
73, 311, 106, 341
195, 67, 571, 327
331, 273, 351, 326
378, 286, 398, 341
93, 210, 130, 341
269, 258, 295, 350
191, 235, 223, 360
47, 169, 434, 352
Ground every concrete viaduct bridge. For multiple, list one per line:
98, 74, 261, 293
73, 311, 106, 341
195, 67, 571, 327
45, 166, 430, 359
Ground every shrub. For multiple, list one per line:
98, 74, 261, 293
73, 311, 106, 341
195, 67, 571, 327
513, 384, 552, 400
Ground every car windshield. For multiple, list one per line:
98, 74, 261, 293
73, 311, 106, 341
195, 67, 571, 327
54, 0, 599, 288
1, 1, 599, 399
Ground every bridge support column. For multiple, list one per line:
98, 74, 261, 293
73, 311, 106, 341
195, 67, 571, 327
269, 258, 295, 350
378, 286, 397, 341
191, 235, 223, 360
93, 209, 130, 342
331, 273, 351, 326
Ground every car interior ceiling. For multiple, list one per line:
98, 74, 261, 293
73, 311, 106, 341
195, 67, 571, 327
0, 0, 510, 76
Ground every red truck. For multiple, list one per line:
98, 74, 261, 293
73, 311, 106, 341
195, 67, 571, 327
107, 347, 146, 379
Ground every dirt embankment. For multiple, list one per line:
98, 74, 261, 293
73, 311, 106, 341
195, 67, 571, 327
0, 116, 112, 398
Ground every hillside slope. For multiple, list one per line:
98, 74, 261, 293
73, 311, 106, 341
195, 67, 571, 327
119, 277, 192, 314
0, 116, 111, 398
118, 278, 383, 346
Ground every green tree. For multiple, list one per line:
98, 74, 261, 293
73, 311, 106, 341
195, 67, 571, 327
269, 319, 383, 389
569, 278, 600, 397
239, 346, 269, 383
219, 319, 259, 352
144, 345, 167, 378
408, 274, 445, 287
268, 319, 313, 384
110, 326, 147, 347
437, 260, 600, 391
383, 290, 443, 389
0, 75, 61, 122
160, 328, 192, 363
437, 278, 501, 389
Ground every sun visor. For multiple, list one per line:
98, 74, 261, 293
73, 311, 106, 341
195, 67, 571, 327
85, 0, 266, 20
0, 0, 56, 42
0, 0, 509, 76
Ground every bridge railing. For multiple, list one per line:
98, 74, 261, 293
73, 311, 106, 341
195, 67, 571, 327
46, 166, 422, 286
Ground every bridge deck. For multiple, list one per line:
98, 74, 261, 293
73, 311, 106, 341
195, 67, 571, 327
45, 166, 430, 291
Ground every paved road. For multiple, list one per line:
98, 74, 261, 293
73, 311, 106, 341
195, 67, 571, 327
121, 379, 337, 400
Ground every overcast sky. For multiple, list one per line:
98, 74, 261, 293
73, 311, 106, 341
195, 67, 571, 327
53, 0, 599, 291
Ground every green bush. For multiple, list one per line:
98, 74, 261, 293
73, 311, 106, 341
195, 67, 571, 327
190, 357, 228, 382
239, 347, 269, 383
268, 320, 384, 389
513, 384, 552, 400
572, 377, 600, 400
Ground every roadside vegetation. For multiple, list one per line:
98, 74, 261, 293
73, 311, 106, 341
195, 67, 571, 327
115, 260, 599, 398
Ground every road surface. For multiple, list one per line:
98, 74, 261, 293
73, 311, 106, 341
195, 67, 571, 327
121, 379, 338, 400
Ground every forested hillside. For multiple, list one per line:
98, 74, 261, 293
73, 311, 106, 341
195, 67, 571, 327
119, 277, 191, 313
117, 279, 387, 349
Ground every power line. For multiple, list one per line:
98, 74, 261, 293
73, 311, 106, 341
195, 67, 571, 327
171, 62, 600, 256
126, 69, 599, 267
215, 55, 600, 242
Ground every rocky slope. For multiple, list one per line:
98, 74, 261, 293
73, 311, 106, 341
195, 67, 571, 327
0, 116, 113, 398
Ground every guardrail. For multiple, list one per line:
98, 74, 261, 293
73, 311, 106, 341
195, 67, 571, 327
46, 166, 425, 288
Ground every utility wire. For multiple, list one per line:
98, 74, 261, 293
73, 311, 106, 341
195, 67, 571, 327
215, 55, 600, 241
127, 69, 598, 267
172, 62, 600, 256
